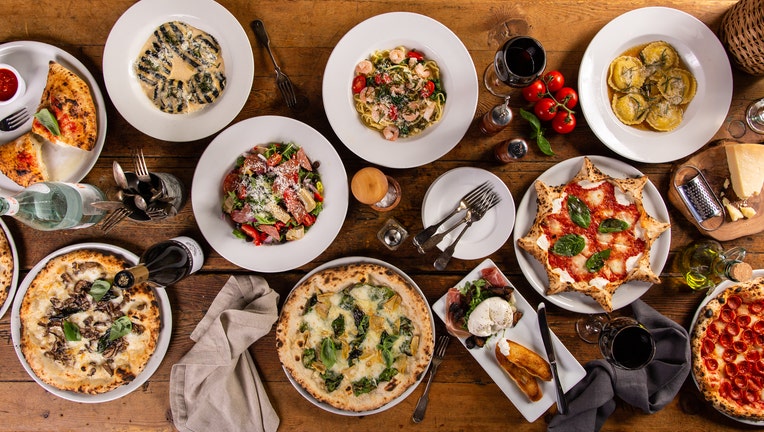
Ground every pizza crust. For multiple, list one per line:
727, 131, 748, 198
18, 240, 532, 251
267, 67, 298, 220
518, 157, 670, 312
19, 249, 161, 394
0, 226, 12, 309
276, 263, 434, 412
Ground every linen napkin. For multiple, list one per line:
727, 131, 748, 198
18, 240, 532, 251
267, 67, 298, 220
170, 275, 280, 432
547, 300, 691, 432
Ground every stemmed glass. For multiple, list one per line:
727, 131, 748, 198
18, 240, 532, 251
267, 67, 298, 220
576, 314, 656, 370
746, 97, 764, 134
483, 36, 547, 98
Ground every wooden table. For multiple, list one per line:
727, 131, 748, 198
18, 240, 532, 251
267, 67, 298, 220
1, 0, 762, 430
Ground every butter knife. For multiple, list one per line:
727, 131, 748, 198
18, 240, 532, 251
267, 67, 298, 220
537, 302, 568, 415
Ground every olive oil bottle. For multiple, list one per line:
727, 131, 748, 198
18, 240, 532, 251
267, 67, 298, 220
679, 239, 752, 291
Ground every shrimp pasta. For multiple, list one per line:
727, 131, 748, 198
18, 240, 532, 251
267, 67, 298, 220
351, 46, 446, 141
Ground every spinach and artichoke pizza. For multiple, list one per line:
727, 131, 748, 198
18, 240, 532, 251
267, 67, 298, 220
276, 262, 434, 412
19, 249, 161, 394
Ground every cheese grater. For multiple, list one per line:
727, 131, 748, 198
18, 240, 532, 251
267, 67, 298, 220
674, 166, 724, 231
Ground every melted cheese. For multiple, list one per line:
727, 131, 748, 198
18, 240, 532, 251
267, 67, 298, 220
726, 144, 764, 199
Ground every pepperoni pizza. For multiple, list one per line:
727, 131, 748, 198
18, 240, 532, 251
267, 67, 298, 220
517, 157, 670, 312
692, 277, 764, 421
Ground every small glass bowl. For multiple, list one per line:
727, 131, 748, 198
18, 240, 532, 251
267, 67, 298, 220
0, 63, 26, 106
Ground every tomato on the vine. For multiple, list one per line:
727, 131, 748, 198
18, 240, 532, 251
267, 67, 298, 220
351, 75, 366, 94
534, 98, 557, 121
554, 87, 578, 109
522, 79, 546, 103
543, 70, 564, 92
552, 111, 576, 134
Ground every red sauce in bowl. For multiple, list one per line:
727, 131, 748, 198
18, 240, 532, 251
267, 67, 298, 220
0, 68, 20, 102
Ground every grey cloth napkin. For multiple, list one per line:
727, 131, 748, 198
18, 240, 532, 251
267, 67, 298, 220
548, 300, 691, 432
170, 275, 280, 432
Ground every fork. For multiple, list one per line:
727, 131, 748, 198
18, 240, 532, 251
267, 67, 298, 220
0, 107, 30, 132
413, 335, 450, 423
413, 181, 491, 253
132, 149, 152, 183
251, 19, 297, 109
416, 184, 497, 252
433, 190, 501, 270
100, 207, 132, 233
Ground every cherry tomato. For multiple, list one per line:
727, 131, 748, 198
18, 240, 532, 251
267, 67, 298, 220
554, 87, 578, 109
351, 75, 366, 94
543, 70, 565, 92
522, 79, 546, 103
552, 111, 576, 134
534, 98, 557, 121
407, 50, 424, 61
421, 80, 435, 98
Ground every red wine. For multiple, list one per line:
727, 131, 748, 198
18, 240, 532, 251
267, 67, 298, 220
115, 236, 204, 288
611, 326, 654, 369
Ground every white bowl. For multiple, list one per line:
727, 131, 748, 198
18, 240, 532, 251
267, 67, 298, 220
0, 63, 25, 105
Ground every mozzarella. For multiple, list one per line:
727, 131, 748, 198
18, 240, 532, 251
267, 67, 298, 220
466, 297, 516, 337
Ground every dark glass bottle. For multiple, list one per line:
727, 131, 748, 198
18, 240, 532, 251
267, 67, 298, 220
114, 236, 204, 288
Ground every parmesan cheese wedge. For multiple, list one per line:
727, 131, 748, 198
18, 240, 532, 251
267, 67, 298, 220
726, 144, 764, 199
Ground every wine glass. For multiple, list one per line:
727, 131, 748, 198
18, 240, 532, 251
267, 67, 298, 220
576, 315, 656, 370
483, 36, 546, 98
746, 97, 764, 134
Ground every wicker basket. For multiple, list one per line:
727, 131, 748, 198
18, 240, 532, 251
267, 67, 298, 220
718, 0, 764, 75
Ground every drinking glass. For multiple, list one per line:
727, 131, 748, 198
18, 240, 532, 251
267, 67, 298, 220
483, 36, 546, 97
745, 97, 764, 134
576, 315, 656, 370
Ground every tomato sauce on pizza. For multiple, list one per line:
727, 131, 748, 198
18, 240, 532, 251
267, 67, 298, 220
693, 278, 764, 421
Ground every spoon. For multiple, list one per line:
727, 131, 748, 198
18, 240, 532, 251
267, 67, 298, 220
134, 194, 148, 211
113, 161, 129, 189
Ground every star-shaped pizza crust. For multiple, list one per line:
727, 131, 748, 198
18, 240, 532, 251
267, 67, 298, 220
518, 157, 670, 312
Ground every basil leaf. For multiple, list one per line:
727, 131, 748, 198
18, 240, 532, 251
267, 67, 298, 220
598, 218, 630, 233
320, 337, 337, 369
63, 321, 81, 341
520, 109, 554, 156
108, 316, 133, 342
567, 196, 591, 228
331, 315, 345, 337
34, 108, 61, 136
321, 370, 344, 392
88, 279, 112, 302
586, 249, 612, 272
552, 234, 585, 257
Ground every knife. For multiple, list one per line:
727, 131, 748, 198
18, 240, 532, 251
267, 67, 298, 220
537, 302, 568, 415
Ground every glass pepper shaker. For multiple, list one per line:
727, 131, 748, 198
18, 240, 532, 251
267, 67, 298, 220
494, 138, 528, 163
480, 97, 512, 136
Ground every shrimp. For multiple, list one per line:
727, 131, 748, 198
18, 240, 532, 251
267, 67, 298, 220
402, 101, 421, 122
371, 105, 385, 123
423, 100, 436, 121
383, 125, 400, 141
359, 87, 376, 103
389, 84, 405, 96
414, 63, 431, 79
355, 59, 373, 75
389, 48, 406, 64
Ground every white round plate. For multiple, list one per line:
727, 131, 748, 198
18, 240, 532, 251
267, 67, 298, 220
513, 156, 671, 313
690, 269, 764, 426
281, 256, 435, 416
0, 219, 19, 320
10, 243, 172, 403
322, 12, 478, 168
0, 41, 107, 196
103, 0, 254, 142
578, 7, 732, 163
192, 116, 348, 273
421, 167, 515, 260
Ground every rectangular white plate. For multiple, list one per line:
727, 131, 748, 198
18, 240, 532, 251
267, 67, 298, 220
432, 258, 586, 422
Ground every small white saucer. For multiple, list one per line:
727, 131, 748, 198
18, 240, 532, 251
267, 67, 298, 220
421, 167, 515, 260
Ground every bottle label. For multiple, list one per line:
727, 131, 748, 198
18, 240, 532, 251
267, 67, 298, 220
172, 236, 204, 274
4, 196, 20, 216
25, 183, 52, 194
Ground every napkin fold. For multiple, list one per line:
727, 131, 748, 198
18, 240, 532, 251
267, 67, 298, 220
170, 275, 280, 432
548, 300, 691, 432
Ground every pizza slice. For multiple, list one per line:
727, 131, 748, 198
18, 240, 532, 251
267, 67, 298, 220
31, 61, 97, 151
0, 132, 48, 187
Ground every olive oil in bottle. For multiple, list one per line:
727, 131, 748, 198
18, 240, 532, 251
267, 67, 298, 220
679, 239, 752, 291
114, 236, 204, 288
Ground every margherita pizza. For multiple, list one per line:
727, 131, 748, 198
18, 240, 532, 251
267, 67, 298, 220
276, 263, 434, 412
517, 157, 670, 312
19, 249, 161, 394
692, 277, 764, 421
31, 61, 98, 151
